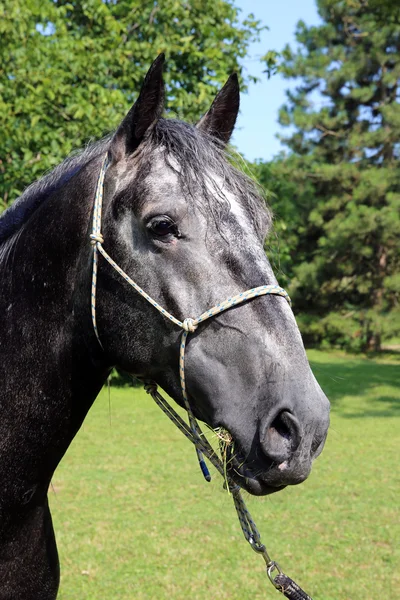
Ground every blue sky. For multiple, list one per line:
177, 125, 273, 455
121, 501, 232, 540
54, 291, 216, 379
231, 0, 322, 162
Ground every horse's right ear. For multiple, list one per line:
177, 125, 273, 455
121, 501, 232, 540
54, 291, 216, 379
109, 54, 165, 162
196, 73, 240, 144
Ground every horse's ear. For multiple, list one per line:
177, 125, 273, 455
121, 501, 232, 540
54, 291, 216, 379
109, 54, 165, 161
196, 73, 240, 144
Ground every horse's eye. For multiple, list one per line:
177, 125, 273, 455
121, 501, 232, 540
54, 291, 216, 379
147, 217, 177, 238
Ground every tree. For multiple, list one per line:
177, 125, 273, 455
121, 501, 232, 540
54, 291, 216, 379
0, 0, 262, 208
259, 0, 400, 351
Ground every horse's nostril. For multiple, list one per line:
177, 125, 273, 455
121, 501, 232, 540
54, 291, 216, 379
261, 410, 301, 463
271, 413, 292, 441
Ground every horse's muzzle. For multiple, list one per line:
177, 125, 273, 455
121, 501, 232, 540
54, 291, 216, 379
226, 392, 330, 496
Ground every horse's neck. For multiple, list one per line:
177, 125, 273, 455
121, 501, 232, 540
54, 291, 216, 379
0, 165, 110, 508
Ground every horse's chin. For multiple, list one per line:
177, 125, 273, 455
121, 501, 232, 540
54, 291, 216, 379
225, 452, 287, 497
237, 476, 286, 497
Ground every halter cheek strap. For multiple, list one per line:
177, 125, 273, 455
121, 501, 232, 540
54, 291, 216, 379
89, 155, 312, 600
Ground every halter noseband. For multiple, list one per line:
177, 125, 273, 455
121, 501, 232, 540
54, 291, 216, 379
89, 155, 313, 600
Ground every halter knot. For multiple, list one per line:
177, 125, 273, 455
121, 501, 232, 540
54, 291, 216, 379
182, 318, 198, 333
90, 233, 104, 246
143, 381, 158, 395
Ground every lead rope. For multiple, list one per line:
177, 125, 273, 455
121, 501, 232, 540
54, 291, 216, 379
90, 155, 313, 599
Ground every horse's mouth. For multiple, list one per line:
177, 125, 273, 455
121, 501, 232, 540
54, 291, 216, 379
222, 438, 286, 497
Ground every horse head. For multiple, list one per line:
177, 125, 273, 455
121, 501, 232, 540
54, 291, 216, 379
93, 55, 330, 496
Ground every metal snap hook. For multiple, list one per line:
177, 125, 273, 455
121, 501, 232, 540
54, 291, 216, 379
248, 536, 267, 555
267, 561, 283, 588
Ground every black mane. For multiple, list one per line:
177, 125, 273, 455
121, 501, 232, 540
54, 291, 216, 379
0, 119, 269, 245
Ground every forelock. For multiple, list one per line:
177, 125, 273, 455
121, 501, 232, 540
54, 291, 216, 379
143, 119, 272, 235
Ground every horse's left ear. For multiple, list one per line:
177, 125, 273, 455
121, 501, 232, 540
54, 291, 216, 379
196, 73, 240, 144
109, 54, 165, 162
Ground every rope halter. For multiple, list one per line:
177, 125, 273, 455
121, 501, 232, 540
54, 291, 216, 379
89, 154, 313, 600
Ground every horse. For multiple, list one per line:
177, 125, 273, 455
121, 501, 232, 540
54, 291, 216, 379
0, 54, 330, 599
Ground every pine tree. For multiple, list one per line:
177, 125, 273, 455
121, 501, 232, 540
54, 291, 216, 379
260, 0, 400, 351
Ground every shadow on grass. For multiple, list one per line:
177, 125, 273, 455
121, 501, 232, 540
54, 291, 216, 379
309, 356, 400, 418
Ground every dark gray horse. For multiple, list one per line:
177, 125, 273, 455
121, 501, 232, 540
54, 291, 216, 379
0, 55, 329, 599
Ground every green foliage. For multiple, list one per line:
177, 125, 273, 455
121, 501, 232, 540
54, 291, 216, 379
258, 0, 400, 351
261, 50, 280, 79
0, 0, 262, 206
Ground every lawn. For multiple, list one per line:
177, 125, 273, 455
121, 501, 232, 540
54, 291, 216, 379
50, 350, 400, 599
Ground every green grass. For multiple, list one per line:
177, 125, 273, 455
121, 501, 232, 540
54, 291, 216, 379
50, 350, 400, 599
